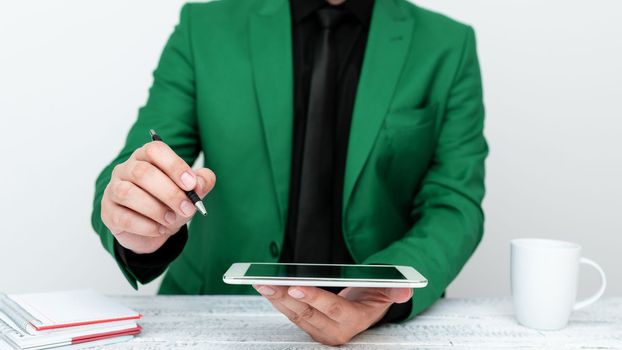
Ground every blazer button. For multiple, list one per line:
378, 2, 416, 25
269, 241, 280, 258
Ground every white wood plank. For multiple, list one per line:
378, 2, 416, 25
102, 296, 622, 349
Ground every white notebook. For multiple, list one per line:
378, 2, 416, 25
0, 312, 139, 350
0, 336, 134, 350
0, 290, 141, 349
1, 290, 140, 333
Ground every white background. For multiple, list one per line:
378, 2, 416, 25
0, 0, 620, 300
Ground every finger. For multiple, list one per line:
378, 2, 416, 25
108, 179, 179, 229
134, 141, 197, 191
287, 286, 353, 323
268, 300, 333, 343
118, 160, 196, 218
193, 167, 216, 198
254, 286, 309, 322
339, 287, 412, 304
102, 199, 163, 237
337, 287, 352, 298
113, 231, 169, 254
387, 288, 413, 303
254, 286, 337, 333
365, 288, 413, 304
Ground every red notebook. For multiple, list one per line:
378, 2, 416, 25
71, 325, 141, 344
2, 289, 141, 333
0, 316, 140, 349
0, 290, 141, 349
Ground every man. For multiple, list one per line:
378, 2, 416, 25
92, 0, 487, 345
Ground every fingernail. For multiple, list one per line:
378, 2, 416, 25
180, 171, 195, 189
256, 286, 275, 296
197, 176, 206, 193
288, 288, 304, 299
158, 225, 167, 235
164, 211, 176, 225
181, 200, 195, 217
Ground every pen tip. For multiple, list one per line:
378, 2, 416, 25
149, 129, 157, 137
196, 201, 207, 216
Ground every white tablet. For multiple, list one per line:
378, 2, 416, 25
223, 262, 427, 288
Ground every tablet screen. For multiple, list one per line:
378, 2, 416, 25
245, 264, 407, 280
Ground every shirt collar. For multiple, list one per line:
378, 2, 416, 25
290, 0, 375, 26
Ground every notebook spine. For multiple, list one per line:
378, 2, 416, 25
0, 336, 17, 350
0, 295, 32, 336
0, 317, 27, 350
0, 316, 19, 336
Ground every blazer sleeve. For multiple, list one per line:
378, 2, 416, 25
362, 26, 488, 320
114, 226, 189, 284
91, 4, 200, 289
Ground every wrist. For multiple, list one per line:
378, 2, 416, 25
115, 225, 188, 270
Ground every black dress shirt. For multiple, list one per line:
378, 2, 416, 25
115, 0, 411, 325
279, 0, 371, 265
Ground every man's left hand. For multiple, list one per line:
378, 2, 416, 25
253, 285, 412, 346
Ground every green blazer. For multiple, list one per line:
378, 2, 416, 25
92, 0, 487, 321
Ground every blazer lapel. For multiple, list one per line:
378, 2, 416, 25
249, 0, 294, 230
343, 0, 415, 213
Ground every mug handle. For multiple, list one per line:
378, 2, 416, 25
573, 257, 607, 311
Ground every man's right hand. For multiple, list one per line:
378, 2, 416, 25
101, 141, 216, 254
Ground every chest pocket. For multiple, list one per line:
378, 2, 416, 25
375, 103, 439, 199
383, 103, 438, 152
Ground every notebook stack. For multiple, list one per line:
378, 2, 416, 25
0, 290, 141, 349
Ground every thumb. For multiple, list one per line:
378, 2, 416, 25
194, 167, 216, 198
386, 288, 413, 304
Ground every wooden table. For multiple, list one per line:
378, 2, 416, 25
109, 296, 622, 349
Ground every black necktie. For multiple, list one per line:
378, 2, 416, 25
294, 7, 346, 263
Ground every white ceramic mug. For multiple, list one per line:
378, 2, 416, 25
510, 238, 607, 330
